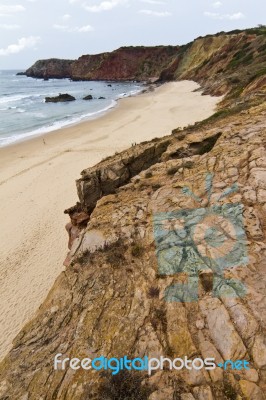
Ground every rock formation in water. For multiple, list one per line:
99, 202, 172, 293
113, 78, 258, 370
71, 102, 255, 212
0, 28, 266, 400
45, 93, 76, 103
83, 94, 93, 100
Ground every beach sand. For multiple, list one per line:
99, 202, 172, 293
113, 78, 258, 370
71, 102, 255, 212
0, 81, 221, 360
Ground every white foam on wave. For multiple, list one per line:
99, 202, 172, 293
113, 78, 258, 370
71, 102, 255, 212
116, 87, 143, 99
0, 99, 117, 147
0, 94, 30, 104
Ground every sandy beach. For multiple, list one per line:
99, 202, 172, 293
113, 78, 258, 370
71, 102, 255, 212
0, 80, 221, 360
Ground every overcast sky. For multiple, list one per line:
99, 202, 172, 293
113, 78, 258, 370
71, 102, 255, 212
0, 0, 265, 69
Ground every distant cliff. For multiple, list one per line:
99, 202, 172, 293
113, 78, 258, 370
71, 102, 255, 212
25, 58, 74, 79
24, 46, 179, 81
71, 46, 180, 81
2, 28, 266, 400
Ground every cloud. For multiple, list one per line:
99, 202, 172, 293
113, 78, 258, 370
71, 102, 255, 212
53, 24, 68, 30
53, 24, 94, 32
0, 24, 20, 29
62, 14, 71, 20
83, 0, 127, 12
0, 5, 25, 13
228, 12, 245, 20
77, 25, 94, 32
139, 9, 171, 17
212, 1, 222, 8
140, 0, 166, 4
204, 11, 245, 20
0, 36, 40, 56
69, 0, 80, 3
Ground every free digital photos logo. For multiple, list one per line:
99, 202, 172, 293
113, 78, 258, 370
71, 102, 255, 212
153, 173, 248, 302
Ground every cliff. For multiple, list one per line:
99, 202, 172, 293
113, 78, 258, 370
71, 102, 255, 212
71, 46, 180, 81
24, 46, 180, 82
0, 28, 266, 400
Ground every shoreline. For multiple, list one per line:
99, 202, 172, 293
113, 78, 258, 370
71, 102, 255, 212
0, 81, 146, 149
0, 80, 221, 361
0, 82, 156, 152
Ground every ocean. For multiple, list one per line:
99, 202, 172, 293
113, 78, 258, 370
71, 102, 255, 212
0, 70, 143, 147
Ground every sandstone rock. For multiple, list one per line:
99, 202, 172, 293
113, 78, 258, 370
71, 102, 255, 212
198, 333, 224, 383
166, 302, 196, 357
72, 137, 170, 214
195, 319, 205, 330
252, 334, 266, 369
182, 367, 210, 387
199, 298, 247, 360
239, 380, 266, 400
234, 368, 259, 383
193, 385, 213, 400
221, 297, 259, 343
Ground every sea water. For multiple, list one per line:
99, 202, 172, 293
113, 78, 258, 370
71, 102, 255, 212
0, 70, 143, 147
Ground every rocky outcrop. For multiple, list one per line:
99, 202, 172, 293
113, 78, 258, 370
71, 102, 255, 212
83, 94, 93, 100
45, 93, 76, 103
74, 138, 171, 214
25, 58, 74, 79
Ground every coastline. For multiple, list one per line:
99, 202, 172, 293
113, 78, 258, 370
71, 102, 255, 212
0, 73, 144, 148
0, 80, 221, 361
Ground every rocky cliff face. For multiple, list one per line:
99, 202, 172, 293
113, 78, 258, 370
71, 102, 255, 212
172, 30, 266, 102
25, 58, 74, 79
1, 29, 266, 400
24, 27, 266, 90
1, 99, 266, 400
24, 46, 179, 81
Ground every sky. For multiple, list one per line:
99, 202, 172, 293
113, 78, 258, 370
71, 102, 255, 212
0, 0, 265, 69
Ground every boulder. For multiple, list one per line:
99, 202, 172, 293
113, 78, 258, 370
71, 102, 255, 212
45, 93, 76, 103
83, 94, 93, 100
